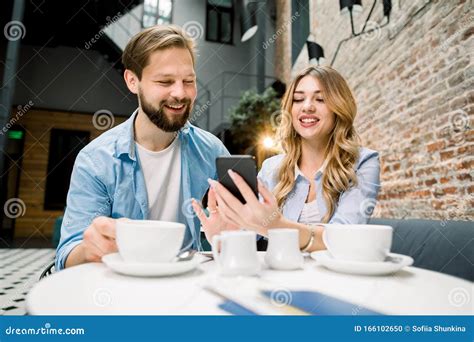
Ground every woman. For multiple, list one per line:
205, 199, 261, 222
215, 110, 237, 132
192, 66, 380, 253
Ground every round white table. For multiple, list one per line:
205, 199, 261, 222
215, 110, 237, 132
26, 253, 473, 315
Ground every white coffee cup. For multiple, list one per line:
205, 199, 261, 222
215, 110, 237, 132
322, 224, 393, 262
264, 229, 304, 270
212, 230, 260, 276
116, 220, 185, 263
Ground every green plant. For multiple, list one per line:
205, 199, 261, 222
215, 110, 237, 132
228, 87, 280, 153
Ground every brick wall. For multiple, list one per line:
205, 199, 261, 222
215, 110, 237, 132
288, 0, 473, 220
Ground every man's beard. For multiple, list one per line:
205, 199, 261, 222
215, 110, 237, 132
139, 92, 192, 132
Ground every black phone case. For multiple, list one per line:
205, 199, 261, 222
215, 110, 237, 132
216, 156, 258, 204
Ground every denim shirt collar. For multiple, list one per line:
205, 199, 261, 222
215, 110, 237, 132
115, 108, 193, 161
294, 159, 327, 181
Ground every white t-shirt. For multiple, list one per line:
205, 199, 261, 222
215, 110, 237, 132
136, 137, 181, 222
298, 200, 321, 225
296, 163, 325, 225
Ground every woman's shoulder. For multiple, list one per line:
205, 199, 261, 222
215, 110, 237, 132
356, 147, 380, 169
258, 154, 285, 189
260, 154, 286, 172
358, 147, 379, 161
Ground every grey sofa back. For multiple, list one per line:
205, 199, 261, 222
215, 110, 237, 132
368, 218, 473, 281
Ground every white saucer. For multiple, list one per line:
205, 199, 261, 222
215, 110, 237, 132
310, 251, 413, 276
102, 253, 200, 277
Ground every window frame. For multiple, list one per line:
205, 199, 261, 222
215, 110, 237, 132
205, 0, 234, 45
142, 0, 174, 28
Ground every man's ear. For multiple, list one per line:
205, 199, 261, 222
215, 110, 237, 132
124, 69, 139, 94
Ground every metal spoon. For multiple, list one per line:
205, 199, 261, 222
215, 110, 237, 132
174, 249, 197, 262
385, 255, 402, 264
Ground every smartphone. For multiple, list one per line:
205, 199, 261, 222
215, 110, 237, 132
216, 155, 258, 204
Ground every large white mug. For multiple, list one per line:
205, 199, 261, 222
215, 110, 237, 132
116, 220, 185, 263
322, 224, 393, 262
212, 230, 260, 276
264, 229, 304, 270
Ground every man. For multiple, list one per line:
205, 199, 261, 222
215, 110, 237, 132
56, 25, 229, 270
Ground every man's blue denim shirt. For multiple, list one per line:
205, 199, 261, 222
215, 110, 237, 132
55, 110, 229, 270
258, 147, 381, 224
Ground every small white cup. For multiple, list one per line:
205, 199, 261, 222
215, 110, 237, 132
322, 224, 393, 262
212, 230, 260, 276
264, 229, 304, 270
116, 220, 185, 263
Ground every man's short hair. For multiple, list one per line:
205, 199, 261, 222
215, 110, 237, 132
122, 24, 196, 80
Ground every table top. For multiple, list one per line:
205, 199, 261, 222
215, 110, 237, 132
26, 253, 473, 315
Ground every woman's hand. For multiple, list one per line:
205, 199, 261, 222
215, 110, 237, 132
192, 187, 239, 242
209, 170, 284, 235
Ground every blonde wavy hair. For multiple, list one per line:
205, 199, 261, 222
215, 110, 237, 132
274, 66, 360, 223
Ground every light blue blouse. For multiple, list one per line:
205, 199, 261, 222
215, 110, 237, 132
258, 147, 381, 224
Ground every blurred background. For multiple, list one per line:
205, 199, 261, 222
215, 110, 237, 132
0, 0, 472, 250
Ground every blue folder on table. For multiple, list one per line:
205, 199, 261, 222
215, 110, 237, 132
219, 290, 382, 315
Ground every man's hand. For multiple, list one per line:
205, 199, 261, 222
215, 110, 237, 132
192, 187, 239, 244
65, 216, 118, 268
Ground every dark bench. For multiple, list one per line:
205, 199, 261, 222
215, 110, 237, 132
369, 218, 473, 281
